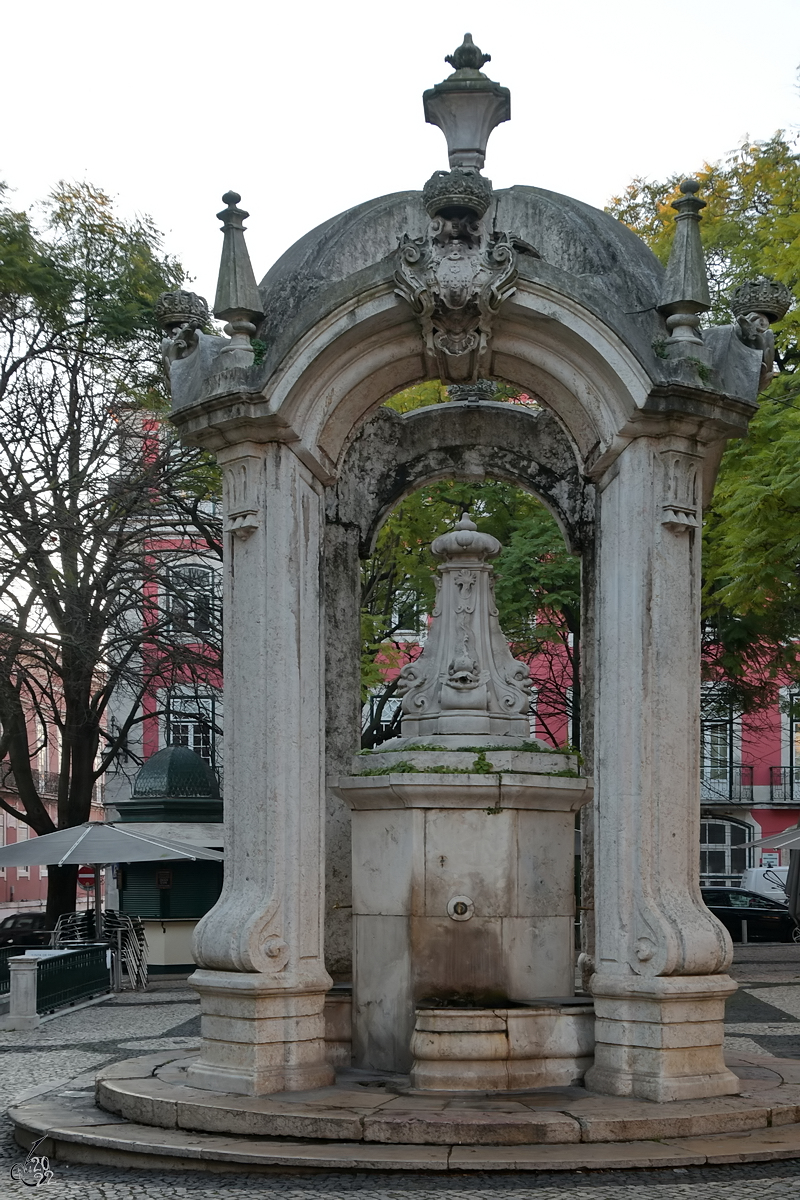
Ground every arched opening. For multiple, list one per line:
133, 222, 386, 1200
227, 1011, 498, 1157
360, 475, 580, 753
322, 382, 594, 982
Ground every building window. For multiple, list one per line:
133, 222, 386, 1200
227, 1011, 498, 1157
167, 566, 216, 637
14, 819, 29, 879
700, 704, 752, 803
166, 694, 220, 774
362, 694, 401, 742
700, 818, 751, 887
701, 714, 734, 806
790, 694, 800, 788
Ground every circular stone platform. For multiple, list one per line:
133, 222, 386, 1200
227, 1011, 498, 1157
10, 1051, 800, 1173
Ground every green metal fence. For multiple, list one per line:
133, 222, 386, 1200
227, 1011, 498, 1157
0, 946, 20, 996
35, 946, 110, 1013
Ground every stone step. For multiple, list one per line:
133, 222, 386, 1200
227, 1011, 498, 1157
91, 1053, 800, 1146
12, 1093, 800, 1174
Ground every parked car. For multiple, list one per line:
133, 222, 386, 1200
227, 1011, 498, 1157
0, 913, 49, 948
701, 887, 800, 943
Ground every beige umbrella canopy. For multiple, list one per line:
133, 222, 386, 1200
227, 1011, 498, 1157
0, 823, 223, 938
0, 823, 223, 868
742, 827, 800, 851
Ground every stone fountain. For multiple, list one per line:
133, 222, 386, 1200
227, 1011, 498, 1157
333, 514, 593, 1089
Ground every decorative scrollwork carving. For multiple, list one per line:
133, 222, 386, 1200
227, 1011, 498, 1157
395, 214, 518, 383
222, 453, 263, 541
660, 450, 700, 534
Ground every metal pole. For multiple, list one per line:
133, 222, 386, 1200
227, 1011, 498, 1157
93, 864, 102, 942
113, 928, 123, 992
741, 918, 748, 945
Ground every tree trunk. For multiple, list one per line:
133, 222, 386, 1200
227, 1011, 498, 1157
44, 864, 79, 929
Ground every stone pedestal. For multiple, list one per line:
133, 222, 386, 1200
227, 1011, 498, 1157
334, 761, 592, 1073
0, 956, 41, 1031
586, 974, 739, 1102
184, 971, 330, 1096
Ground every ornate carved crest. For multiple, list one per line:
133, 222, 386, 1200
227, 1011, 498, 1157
395, 215, 517, 382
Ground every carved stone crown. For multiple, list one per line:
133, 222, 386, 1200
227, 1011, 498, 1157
155, 290, 210, 330
448, 380, 496, 404
422, 168, 493, 218
730, 277, 792, 323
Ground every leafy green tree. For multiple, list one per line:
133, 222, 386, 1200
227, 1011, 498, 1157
360, 457, 580, 748
0, 181, 221, 922
608, 133, 800, 712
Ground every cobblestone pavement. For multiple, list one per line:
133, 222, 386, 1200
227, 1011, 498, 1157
6, 957, 800, 1198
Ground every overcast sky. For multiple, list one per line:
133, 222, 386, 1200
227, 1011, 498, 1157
2, 0, 799, 302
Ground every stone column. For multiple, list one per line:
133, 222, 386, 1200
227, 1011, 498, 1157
585, 433, 738, 1102
323, 521, 362, 980
187, 441, 334, 1096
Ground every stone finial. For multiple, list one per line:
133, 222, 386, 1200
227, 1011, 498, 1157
394, 513, 532, 741
657, 180, 711, 346
423, 34, 510, 170
430, 512, 501, 561
214, 191, 264, 360
445, 33, 491, 72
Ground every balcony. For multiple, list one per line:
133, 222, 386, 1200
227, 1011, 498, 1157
700, 765, 753, 805
769, 767, 800, 804
0, 768, 101, 805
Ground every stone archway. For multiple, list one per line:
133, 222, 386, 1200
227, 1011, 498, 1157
323, 398, 595, 976
159, 48, 765, 1101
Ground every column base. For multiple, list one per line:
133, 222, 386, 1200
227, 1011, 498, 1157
186, 969, 335, 1097
585, 972, 739, 1102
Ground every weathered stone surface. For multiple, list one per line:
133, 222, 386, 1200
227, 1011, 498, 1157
363, 1108, 581, 1145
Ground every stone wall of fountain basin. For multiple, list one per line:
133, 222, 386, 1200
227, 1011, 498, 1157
411, 996, 595, 1090
333, 749, 593, 1079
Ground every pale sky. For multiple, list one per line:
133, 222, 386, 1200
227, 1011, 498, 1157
2, 0, 799, 301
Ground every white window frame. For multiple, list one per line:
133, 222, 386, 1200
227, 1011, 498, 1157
166, 564, 218, 638
163, 690, 223, 777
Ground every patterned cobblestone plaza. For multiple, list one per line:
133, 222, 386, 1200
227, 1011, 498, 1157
2, 948, 800, 1197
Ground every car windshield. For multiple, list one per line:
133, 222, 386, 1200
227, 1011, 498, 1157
728, 892, 782, 909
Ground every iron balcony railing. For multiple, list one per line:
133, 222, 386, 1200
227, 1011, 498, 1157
700, 765, 754, 805
35, 945, 110, 1013
769, 767, 800, 804
0, 768, 102, 804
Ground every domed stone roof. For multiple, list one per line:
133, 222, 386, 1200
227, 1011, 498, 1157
255, 185, 666, 386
